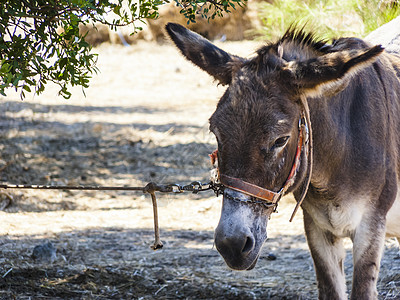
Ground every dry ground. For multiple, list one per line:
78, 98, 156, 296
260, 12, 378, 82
0, 39, 399, 299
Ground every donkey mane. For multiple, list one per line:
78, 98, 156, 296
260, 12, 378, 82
247, 27, 331, 76
279, 26, 329, 53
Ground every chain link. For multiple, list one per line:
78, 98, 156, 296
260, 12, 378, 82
223, 192, 277, 209
164, 181, 224, 195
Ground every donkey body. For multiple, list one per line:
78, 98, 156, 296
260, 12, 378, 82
166, 23, 400, 299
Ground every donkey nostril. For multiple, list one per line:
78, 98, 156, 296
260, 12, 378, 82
242, 236, 254, 254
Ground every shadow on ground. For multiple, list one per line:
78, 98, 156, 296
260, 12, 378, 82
0, 228, 316, 300
0, 101, 215, 212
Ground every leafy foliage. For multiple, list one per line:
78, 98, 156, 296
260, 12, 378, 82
354, 0, 400, 33
178, 0, 245, 23
0, 0, 245, 99
258, 0, 400, 41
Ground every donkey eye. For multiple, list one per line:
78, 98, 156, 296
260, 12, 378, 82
273, 136, 289, 148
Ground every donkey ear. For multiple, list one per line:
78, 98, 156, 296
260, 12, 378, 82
165, 23, 245, 85
281, 45, 384, 97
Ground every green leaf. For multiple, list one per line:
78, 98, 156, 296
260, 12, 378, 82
22, 85, 31, 92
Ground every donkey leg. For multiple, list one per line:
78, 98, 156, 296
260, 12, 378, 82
351, 214, 386, 300
303, 210, 347, 300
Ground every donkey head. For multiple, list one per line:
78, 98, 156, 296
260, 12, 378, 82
166, 23, 383, 270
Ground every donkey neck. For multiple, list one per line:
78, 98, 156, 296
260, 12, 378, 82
306, 58, 400, 196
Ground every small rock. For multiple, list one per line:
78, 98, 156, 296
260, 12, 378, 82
31, 241, 57, 263
266, 253, 277, 261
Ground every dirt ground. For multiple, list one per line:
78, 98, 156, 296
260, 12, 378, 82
0, 39, 399, 299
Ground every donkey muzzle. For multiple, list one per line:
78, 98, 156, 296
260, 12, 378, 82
214, 188, 270, 270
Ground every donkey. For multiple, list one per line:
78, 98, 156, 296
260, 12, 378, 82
166, 23, 400, 299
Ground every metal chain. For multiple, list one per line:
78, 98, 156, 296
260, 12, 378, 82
0, 180, 224, 251
167, 181, 224, 195
0, 181, 224, 195
223, 192, 277, 209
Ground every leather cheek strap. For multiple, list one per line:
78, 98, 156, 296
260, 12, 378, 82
219, 174, 281, 204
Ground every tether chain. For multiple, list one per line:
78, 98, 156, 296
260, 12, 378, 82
0, 181, 222, 194
224, 193, 276, 209
0, 180, 224, 250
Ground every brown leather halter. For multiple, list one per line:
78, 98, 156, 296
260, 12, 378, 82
220, 115, 306, 200
213, 97, 313, 221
